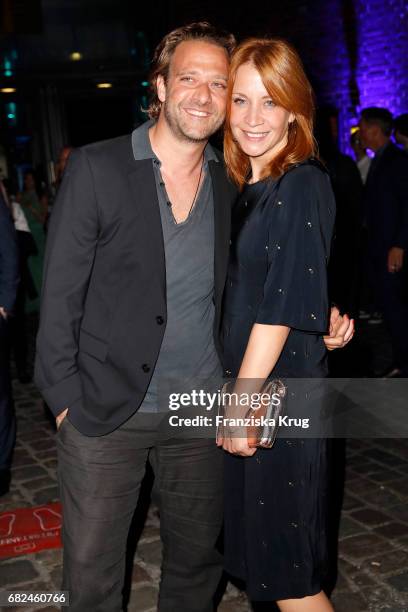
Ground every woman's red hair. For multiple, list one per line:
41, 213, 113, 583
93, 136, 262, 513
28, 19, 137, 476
224, 38, 317, 188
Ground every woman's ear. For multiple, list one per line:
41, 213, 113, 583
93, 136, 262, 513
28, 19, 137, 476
156, 75, 166, 103
288, 112, 296, 126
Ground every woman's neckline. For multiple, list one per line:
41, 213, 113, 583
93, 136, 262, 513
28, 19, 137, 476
245, 175, 275, 187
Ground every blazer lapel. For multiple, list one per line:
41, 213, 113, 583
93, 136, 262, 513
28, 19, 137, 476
127, 159, 166, 299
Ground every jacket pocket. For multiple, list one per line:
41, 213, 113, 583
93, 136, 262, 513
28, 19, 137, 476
78, 329, 108, 363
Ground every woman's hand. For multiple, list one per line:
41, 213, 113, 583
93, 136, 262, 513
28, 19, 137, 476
216, 402, 257, 456
221, 431, 257, 457
216, 323, 289, 456
324, 307, 354, 350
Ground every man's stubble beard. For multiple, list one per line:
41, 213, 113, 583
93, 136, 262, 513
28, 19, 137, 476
163, 98, 224, 144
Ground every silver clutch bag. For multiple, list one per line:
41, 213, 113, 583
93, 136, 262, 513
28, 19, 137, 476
217, 379, 287, 448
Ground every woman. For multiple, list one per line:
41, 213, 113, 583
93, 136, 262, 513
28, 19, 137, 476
218, 38, 336, 610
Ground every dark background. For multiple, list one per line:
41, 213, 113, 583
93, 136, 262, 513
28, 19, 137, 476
1, 0, 407, 187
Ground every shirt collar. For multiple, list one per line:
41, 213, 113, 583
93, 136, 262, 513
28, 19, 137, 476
131, 118, 220, 164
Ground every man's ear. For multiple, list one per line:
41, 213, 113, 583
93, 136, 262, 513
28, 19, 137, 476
156, 75, 166, 103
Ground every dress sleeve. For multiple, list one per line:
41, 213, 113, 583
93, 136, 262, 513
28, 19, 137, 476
255, 165, 335, 333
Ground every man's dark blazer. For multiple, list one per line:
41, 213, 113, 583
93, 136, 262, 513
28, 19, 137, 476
364, 143, 408, 262
0, 187, 19, 312
34, 134, 237, 435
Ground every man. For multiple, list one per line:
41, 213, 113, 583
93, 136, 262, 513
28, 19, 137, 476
7, 189, 38, 384
55, 146, 74, 184
0, 179, 19, 496
394, 113, 408, 151
35, 22, 353, 611
350, 129, 371, 184
359, 107, 408, 376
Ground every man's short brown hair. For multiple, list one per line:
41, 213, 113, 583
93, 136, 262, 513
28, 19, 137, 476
361, 107, 393, 137
147, 21, 236, 120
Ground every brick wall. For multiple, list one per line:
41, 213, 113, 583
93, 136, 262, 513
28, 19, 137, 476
291, 0, 408, 152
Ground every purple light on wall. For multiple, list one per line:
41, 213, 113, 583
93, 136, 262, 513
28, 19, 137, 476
354, 0, 408, 115
342, 0, 408, 153
304, 0, 354, 154
312, 0, 408, 155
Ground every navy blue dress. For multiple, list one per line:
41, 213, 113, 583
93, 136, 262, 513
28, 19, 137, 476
221, 161, 335, 601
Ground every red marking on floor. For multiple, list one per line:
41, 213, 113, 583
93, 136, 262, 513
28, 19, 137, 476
0, 502, 62, 558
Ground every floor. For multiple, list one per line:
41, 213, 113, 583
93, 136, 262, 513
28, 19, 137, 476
0, 318, 407, 611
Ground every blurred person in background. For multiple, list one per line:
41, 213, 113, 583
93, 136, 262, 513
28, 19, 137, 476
359, 107, 408, 376
394, 113, 408, 152
46, 146, 74, 228
19, 171, 47, 311
55, 146, 74, 186
316, 106, 363, 319
350, 128, 371, 184
9, 191, 38, 383
349, 129, 377, 322
0, 178, 19, 496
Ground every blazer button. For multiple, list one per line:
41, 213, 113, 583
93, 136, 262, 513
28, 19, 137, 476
156, 316, 164, 325
142, 364, 150, 373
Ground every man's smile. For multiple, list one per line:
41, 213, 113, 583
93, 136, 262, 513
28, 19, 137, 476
184, 107, 212, 118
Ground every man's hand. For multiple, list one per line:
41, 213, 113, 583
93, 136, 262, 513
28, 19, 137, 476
388, 247, 404, 273
0, 307, 8, 320
56, 408, 69, 430
323, 307, 354, 351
